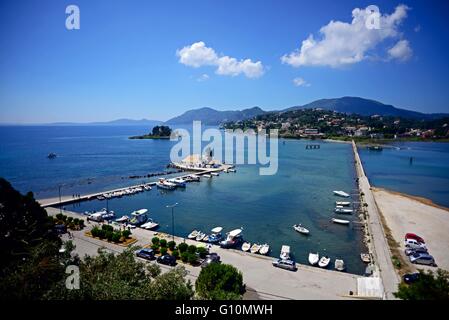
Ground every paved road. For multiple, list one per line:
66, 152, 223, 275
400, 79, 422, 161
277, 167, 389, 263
49, 207, 361, 300
352, 141, 400, 299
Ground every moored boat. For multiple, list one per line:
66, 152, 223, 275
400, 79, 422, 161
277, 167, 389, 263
250, 243, 261, 254
220, 228, 243, 248
333, 190, 350, 198
202, 174, 212, 178
308, 252, 319, 265
196, 232, 206, 241
293, 224, 310, 235
156, 179, 176, 190
241, 242, 251, 252
335, 259, 345, 271
280, 245, 290, 260
259, 243, 270, 255
115, 215, 129, 223
210, 172, 219, 176
360, 253, 371, 263
129, 209, 148, 226
228, 168, 236, 173
334, 208, 353, 214
336, 201, 351, 206
207, 227, 223, 243
168, 177, 187, 188
188, 230, 199, 239
141, 218, 159, 230
318, 256, 331, 268
332, 218, 350, 225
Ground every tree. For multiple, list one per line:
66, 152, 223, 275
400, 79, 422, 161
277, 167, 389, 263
168, 241, 176, 251
178, 243, 188, 253
152, 237, 160, 245
160, 239, 167, 248
197, 247, 208, 259
122, 229, 131, 239
195, 263, 244, 300
151, 125, 172, 137
149, 266, 193, 300
394, 269, 449, 300
188, 245, 197, 255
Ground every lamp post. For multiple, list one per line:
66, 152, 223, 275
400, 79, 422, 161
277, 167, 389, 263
166, 203, 178, 243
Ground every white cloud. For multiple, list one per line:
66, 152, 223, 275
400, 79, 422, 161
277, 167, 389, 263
177, 41, 265, 78
388, 39, 413, 61
293, 77, 310, 87
197, 73, 210, 82
281, 5, 412, 68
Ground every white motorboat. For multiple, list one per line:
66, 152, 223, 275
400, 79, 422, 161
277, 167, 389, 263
129, 209, 148, 226
186, 174, 200, 182
318, 256, 331, 268
293, 224, 310, 235
188, 230, 199, 239
360, 253, 371, 263
196, 232, 206, 241
334, 208, 353, 214
241, 242, 251, 252
115, 215, 129, 223
141, 218, 159, 230
168, 177, 186, 188
333, 190, 350, 198
143, 185, 152, 191
220, 228, 243, 248
335, 259, 345, 271
259, 244, 270, 255
280, 245, 290, 260
332, 218, 350, 225
336, 201, 351, 206
210, 172, 219, 176
208, 226, 223, 243
203, 174, 212, 178
308, 252, 319, 265
156, 179, 176, 190
228, 168, 236, 173
250, 243, 261, 254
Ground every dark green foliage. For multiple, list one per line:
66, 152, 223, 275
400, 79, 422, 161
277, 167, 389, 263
197, 247, 208, 259
159, 239, 167, 248
152, 237, 160, 245
187, 245, 197, 255
178, 242, 188, 253
187, 253, 197, 265
195, 263, 244, 300
111, 232, 121, 243
160, 247, 168, 256
168, 241, 176, 251
172, 250, 179, 260
122, 229, 131, 239
151, 125, 172, 137
151, 244, 160, 252
394, 269, 449, 300
181, 252, 189, 263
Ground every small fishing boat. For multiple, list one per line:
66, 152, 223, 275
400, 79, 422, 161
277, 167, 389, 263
185, 174, 200, 182
156, 179, 176, 190
210, 172, 219, 176
360, 253, 371, 263
335, 259, 345, 271
168, 178, 186, 188
115, 215, 129, 223
308, 252, 319, 265
228, 168, 236, 173
208, 227, 223, 243
203, 235, 209, 242
293, 224, 310, 235
334, 208, 353, 214
250, 243, 261, 254
196, 232, 206, 241
332, 218, 350, 225
241, 242, 251, 252
259, 244, 270, 255
333, 190, 350, 198
141, 218, 159, 230
203, 174, 212, 178
188, 230, 199, 239
220, 228, 243, 248
280, 245, 290, 260
97, 195, 105, 201
318, 256, 331, 268
143, 185, 152, 191
336, 201, 351, 206
129, 209, 148, 226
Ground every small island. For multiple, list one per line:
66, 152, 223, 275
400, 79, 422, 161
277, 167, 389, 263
129, 125, 172, 139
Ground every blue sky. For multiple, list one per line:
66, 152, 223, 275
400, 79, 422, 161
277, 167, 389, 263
0, 0, 448, 123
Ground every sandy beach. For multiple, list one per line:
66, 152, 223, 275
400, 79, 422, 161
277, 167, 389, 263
373, 188, 449, 273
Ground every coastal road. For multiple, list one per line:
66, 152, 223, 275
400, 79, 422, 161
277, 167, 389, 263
48, 207, 361, 300
352, 141, 400, 299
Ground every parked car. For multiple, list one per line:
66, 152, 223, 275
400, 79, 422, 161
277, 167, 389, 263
405, 238, 427, 250
405, 233, 425, 244
201, 253, 221, 268
135, 248, 155, 260
409, 253, 435, 266
403, 273, 420, 284
272, 258, 297, 271
157, 254, 177, 266
404, 247, 428, 256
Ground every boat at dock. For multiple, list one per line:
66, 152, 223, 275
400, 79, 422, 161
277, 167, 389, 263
128, 209, 148, 226
196, 232, 206, 241
188, 230, 199, 239
228, 168, 236, 173
334, 208, 353, 214
280, 245, 290, 260
156, 179, 177, 190
336, 201, 351, 206
185, 174, 200, 182
210, 172, 219, 176
332, 218, 350, 225
308, 252, 319, 265
368, 145, 383, 151
202, 174, 212, 178
293, 224, 309, 235
168, 177, 187, 188
333, 190, 350, 198
318, 256, 331, 268
335, 259, 345, 271
250, 243, 261, 254
141, 218, 159, 230
87, 208, 115, 222
360, 253, 371, 263
220, 228, 243, 248
259, 244, 270, 255
116, 215, 129, 223
207, 227, 223, 243
241, 242, 251, 252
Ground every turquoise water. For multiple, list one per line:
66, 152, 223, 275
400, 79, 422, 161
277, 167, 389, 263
359, 142, 449, 208
0, 126, 366, 274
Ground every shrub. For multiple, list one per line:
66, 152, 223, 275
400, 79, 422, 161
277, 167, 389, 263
98, 229, 106, 239
106, 231, 114, 242
79, 219, 85, 227
61, 215, 67, 222
56, 213, 63, 220
172, 250, 179, 260
160, 239, 167, 248
122, 229, 131, 239
73, 218, 79, 225
188, 245, 197, 255
168, 241, 176, 251
188, 253, 198, 265
181, 252, 189, 263
178, 243, 188, 253
151, 244, 160, 252
112, 232, 121, 243
195, 263, 244, 300
152, 237, 160, 245
160, 247, 168, 256
67, 217, 73, 223
68, 222, 75, 230
102, 224, 113, 232
91, 226, 100, 237
197, 247, 208, 259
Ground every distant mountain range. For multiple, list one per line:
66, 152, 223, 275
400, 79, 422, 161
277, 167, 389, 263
45, 119, 162, 127
165, 107, 266, 125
